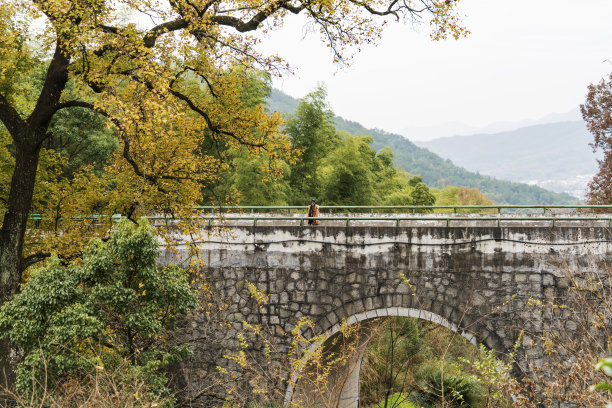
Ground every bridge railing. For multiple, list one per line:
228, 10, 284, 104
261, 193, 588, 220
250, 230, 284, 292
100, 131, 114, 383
192, 205, 612, 215
147, 214, 612, 228
28, 206, 612, 228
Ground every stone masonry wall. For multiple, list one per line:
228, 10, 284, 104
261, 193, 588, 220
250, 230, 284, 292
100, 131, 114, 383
163, 225, 612, 406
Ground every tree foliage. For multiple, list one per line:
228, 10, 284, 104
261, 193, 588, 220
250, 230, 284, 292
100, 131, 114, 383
360, 317, 514, 408
581, 71, 612, 204
285, 85, 338, 204
0, 219, 197, 401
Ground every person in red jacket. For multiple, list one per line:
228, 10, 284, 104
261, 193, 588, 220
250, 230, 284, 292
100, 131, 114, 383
307, 199, 320, 225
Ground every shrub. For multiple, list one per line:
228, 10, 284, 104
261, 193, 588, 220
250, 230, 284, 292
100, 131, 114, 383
374, 392, 418, 408
0, 219, 197, 405
411, 368, 482, 407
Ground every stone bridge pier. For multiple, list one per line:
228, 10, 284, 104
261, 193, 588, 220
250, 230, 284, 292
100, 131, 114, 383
164, 224, 612, 407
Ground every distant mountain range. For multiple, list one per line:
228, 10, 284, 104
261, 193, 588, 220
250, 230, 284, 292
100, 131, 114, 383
398, 109, 582, 141
417, 121, 599, 199
267, 89, 579, 205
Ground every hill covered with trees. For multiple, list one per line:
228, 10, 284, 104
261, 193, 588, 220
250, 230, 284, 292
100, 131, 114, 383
268, 89, 579, 205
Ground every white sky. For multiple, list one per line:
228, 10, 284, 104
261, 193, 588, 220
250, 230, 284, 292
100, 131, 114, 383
258, 0, 612, 135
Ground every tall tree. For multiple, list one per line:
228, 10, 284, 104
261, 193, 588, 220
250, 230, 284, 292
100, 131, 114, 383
319, 133, 377, 205
581, 71, 612, 204
0, 0, 467, 384
284, 85, 339, 204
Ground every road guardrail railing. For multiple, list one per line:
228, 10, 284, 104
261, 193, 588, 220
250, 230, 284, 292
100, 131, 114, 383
28, 205, 612, 228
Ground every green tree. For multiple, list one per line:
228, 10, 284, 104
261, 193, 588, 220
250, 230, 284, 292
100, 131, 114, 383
410, 182, 436, 210
284, 85, 339, 204
230, 150, 290, 205
319, 133, 377, 205
361, 318, 425, 407
0, 219, 197, 401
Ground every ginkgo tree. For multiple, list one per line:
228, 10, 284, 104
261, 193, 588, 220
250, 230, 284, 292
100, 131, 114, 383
0, 0, 468, 385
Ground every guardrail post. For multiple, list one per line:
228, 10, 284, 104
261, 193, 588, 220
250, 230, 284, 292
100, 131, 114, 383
208, 218, 212, 228
396, 219, 400, 227
446, 218, 450, 227
253, 218, 258, 227
497, 218, 500, 228
346, 219, 350, 227
300, 218, 304, 227
551, 218, 555, 228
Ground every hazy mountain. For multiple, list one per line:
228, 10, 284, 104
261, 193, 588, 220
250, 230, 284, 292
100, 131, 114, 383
417, 121, 599, 199
267, 89, 579, 204
400, 108, 582, 141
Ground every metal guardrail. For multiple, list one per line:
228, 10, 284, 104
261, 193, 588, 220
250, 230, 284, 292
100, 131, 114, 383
28, 206, 612, 228
174, 215, 612, 228
193, 205, 612, 214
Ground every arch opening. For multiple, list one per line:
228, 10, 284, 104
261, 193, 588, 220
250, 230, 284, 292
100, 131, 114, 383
286, 307, 491, 407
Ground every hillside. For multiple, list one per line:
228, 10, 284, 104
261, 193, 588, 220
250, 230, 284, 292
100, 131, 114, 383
416, 122, 598, 198
267, 89, 579, 205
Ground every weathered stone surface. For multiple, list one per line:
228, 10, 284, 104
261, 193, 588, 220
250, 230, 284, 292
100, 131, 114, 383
163, 225, 612, 407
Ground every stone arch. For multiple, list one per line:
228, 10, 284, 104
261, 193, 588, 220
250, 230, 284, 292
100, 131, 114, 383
313, 295, 507, 352
287, 306, 499, 408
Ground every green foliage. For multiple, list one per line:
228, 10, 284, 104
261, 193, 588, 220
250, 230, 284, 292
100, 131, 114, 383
593, 358, 612, 408
230, 151, 290, 205
374, 392, 418, 408
45, 105, 119, 177
412, 368, 482, 408
361, 318, 425, 407
284, 85, 339, 204
361, 318, 514, 408
0, 219, 197, 402
267, 89, 579, 205
410, 182, 436, 210
319, 133, 377, 205
208, 83, 462, 208
457, 335, 520, 408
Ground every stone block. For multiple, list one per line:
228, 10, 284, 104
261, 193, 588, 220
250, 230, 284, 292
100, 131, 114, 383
515, 273, 527, 282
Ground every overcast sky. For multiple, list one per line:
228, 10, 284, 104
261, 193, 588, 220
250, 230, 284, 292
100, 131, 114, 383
258, 0, 612, 136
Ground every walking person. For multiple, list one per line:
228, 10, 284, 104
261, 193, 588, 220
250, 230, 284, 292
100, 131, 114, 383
307, 199, 320, 225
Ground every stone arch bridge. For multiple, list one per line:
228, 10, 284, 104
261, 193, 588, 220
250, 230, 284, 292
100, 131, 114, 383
163, 214, 612, 407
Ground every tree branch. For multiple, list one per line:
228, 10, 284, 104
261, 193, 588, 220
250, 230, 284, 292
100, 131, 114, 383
21, 252, 51, 271
0, 92, 25, 140
27, 44, 71, 140
53, 100, 101, 114
168, 88, 265, 148
143, 18, 190, 48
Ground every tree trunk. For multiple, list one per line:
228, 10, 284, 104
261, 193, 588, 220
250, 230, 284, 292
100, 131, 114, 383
0, 141, 41, 390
